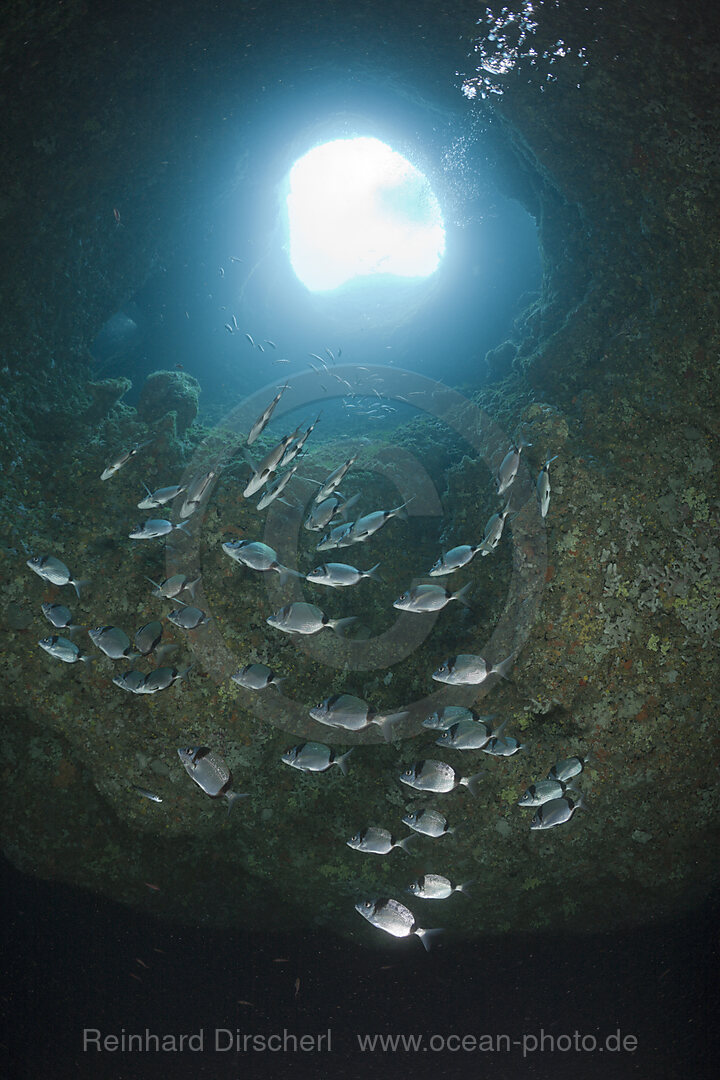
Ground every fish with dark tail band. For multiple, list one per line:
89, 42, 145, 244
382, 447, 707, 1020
537, 455, 559, 518
177, 746, 248, 813
27, 555, 89, 598
281, 742, 353, 775
355, 897, 442, 950
399, 759, 483, 795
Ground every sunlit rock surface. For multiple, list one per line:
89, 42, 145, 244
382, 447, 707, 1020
0, 0, 718, 941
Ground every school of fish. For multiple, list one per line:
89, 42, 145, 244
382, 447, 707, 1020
27, 363, 592, 949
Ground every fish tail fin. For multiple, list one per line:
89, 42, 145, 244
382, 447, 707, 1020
376, 710, 408, 741
270, 676, 288, 691
392, 496, 415, 520
331, 616, 358, 638
462, 772, 484, 797
185, 576, 202, 599
490, 716, 508, 738
582, 750, 600, 771
175, 522, 192, 536
364, 563, 383, 582
396, 834, 418, 853
457, 880, 475, 896
338, 493, 361, 519
278, 566, 304, 586
242, 449, 260, 475
452, 582, 473, 606
79, 652, 95, 664
416, 927, 444, 952
72, 578, 91, 599
334, 748, 354, 776
491, 651, 517, 681
66, 624, 84, 636
225, 791, 250, 815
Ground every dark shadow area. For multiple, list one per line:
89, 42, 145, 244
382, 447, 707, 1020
2, 855, 718, 1079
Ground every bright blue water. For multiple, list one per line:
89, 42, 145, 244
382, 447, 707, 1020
93, 82, 540, 423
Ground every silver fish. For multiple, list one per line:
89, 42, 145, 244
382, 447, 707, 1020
100, 440, 152, 481
267, 602, 356, 637
221, 540, 301, 584
128, 519, 189, 540
422, 707, 488, 731
354, 897, 441, 951
177, 746, 248, 812
146, 574, 200, 600
281, 741, 353, 775
41, 602, 80, 631
303, 493, 359, 533
243, 427, 303, 497
231, 663, 285, 691
407, 874, 471, 899
537, 456, 559, 518
279, 415, 321, 468
399, 760, 483, 795
313, 456, 358, 503
309, 694, 406, 737
432, 651, 515, 685
88, 625, 139, 660
137, 483, 186, 510
347, 827, 415, 854
530, 794, 584, 830
134, 620, 163, 656
167, 605, 210, 630
393, 582, 471, 613
481, 500, 514, 554
256, 465, 299, 510
306, 562, 381, 588
427, 544, 484, 577
27, 555, 88, 598
518, 778, 574, 808
346, 500, 412, 544
547, 755, 594, 782
497, 438, 531, 496
132, 785, 163, 803
435, 717, 504, 751
402, 809, 453, 838
246, 385, 289, 446
38, 634, 93, 664
138, 665, 191, 693
482, 735, 524, 757
179, 470, 218, 519
113, 670, 147, 693
316, 522, 354, 551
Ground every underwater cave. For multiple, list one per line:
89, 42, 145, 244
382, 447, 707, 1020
1, 0, 719, 1073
